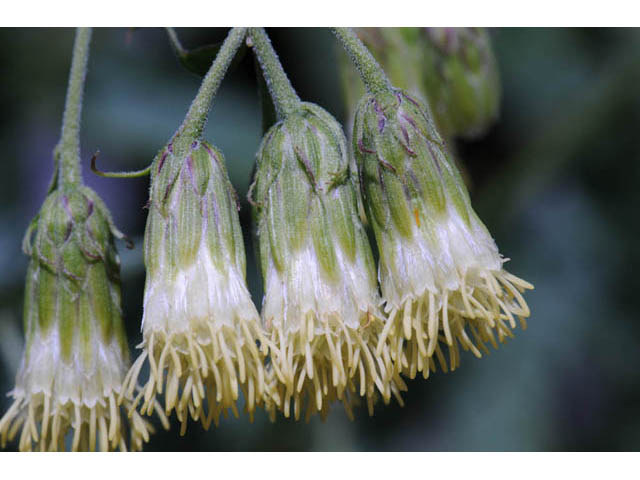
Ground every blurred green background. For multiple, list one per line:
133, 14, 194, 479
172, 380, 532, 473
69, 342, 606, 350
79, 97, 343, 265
0, 27, 639, 451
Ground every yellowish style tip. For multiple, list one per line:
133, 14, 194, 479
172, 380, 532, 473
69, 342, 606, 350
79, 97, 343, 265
0, 391, 155, 452
383, 268, 533, 379
266, 310, 406, 421
123, 318, 269, 431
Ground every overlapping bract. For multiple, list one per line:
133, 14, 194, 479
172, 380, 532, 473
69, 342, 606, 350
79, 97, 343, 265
252, 103, 406, 420
353, 89, 533, 379
0, 186, 156, 451
122, 139, 269, 432
340, 28, 427, 122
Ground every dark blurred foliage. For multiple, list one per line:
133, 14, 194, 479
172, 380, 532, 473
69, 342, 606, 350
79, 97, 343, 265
0, 27, 639, 451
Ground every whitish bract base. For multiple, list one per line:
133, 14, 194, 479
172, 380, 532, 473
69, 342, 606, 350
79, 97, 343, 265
377, 204, 533, 378
263, 242, 406, 421
0, 332, 157, 451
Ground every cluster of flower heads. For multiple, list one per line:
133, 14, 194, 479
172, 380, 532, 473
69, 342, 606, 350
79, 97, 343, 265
0, 27, 532, 451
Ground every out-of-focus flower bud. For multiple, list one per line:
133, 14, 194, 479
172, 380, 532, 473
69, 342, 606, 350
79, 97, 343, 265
252, 102, 406, 420
123, 139, 268, 432
421, 27, 501, 139
339, 28, 427, 126
353, 89, 532, 379
0, 186, 156, 451
340, 28, 501, 140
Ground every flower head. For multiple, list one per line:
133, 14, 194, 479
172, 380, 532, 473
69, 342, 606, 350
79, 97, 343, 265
353, 89, 533, 379
0, 186, 157, 451
122, 139, 269, 431
252, 102, 405, 420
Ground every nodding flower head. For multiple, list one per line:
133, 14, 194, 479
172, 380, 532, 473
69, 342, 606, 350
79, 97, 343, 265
0, 185, 158, 451
353, 89, 533, 380
122, 138, 269, 433
252, 102, 406, 421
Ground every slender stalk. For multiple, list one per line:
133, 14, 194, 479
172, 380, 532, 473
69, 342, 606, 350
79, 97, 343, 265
165, 27, 186, 57
249, 28, 301, 119
90, 151, 152, 178
177, 27, 247, 144
255, 56, 278, 133
57, 27, 92, 187
332, 28, 393, 97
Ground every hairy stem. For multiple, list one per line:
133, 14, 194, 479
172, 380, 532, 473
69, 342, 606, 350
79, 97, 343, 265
57, 27, 92, 187
177, 27, 247, 144
332, 28, 393, 97
249, 28, 301, 119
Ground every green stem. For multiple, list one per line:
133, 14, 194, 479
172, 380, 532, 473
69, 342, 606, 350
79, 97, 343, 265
332, 27, 393, 97
165, 27, 186, 57
254, 56, 278, 133
177, 27, 247, 145
90, 151, 152, 178
57, 27, 92, 187
249, 28, 301, 119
